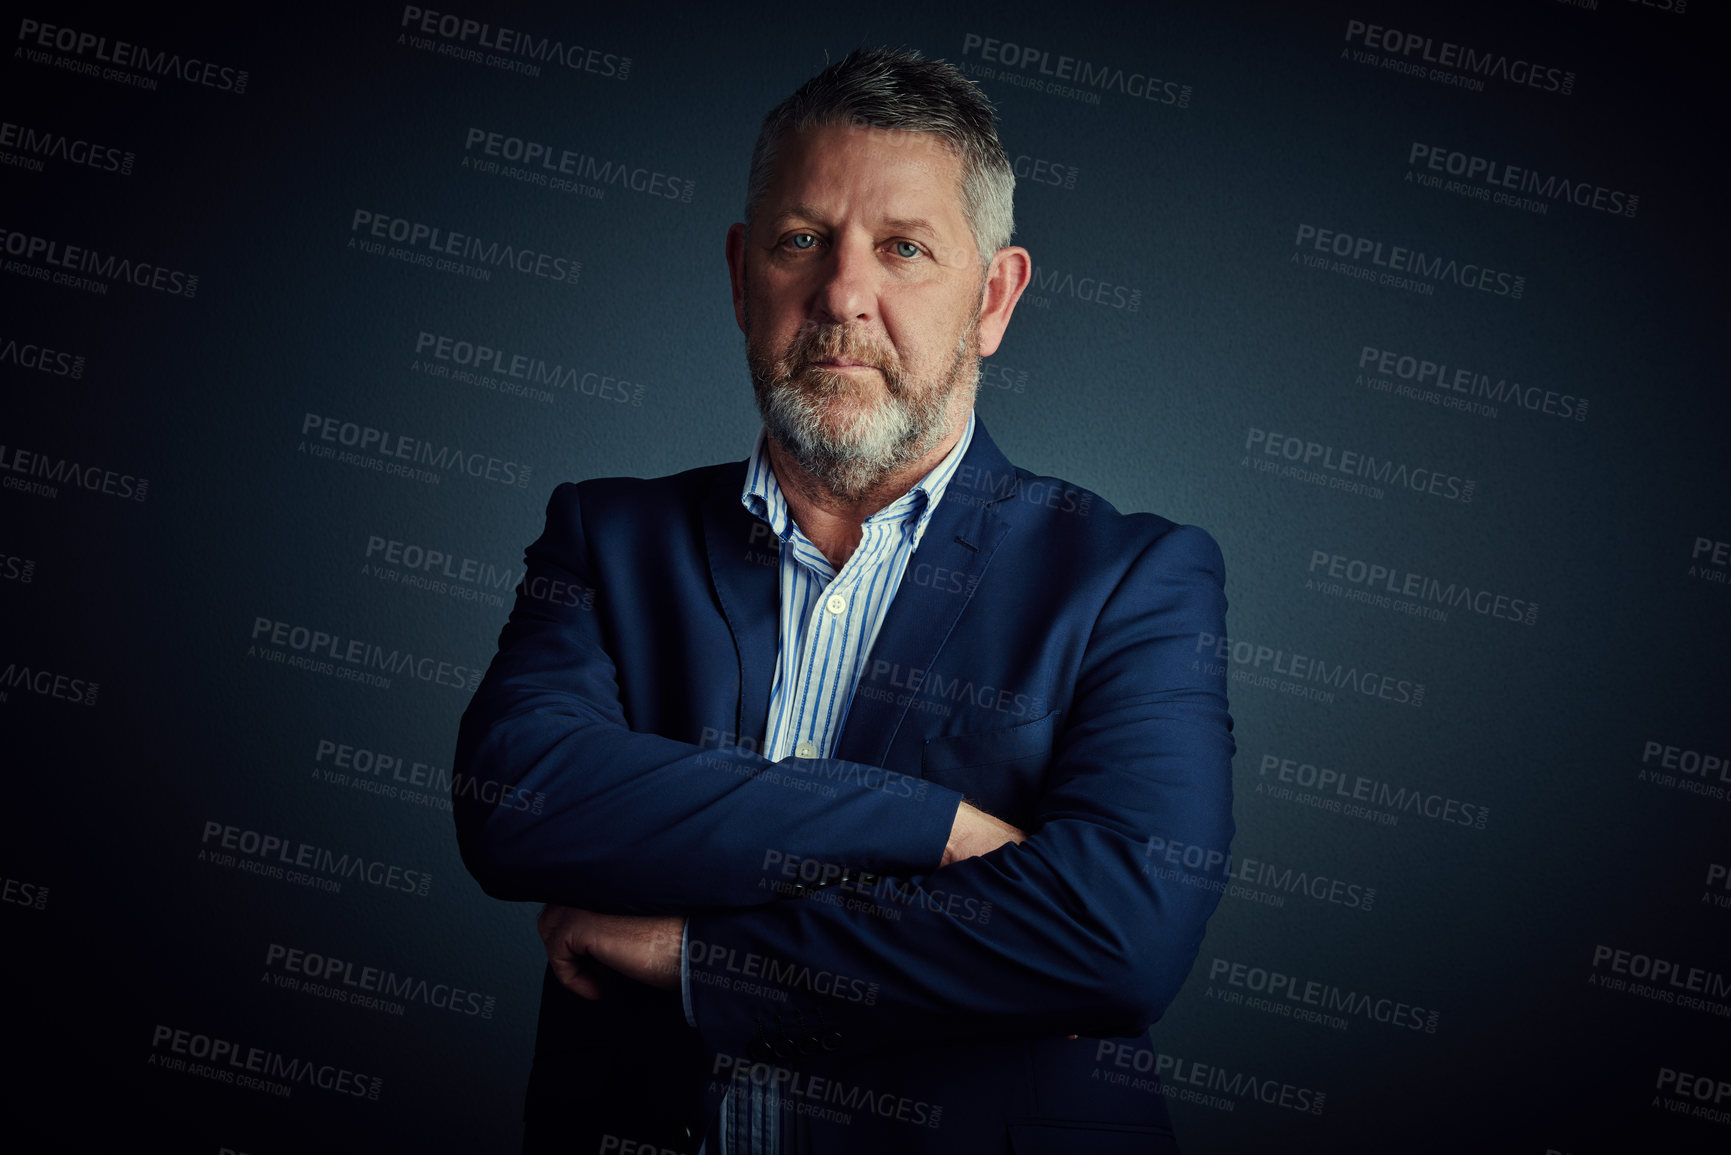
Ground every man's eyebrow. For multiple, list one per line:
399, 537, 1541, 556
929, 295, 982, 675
766, 205, 829, 228
765, 207, 942, 237
881, 216, 939, 237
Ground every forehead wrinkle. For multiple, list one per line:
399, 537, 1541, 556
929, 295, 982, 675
767, 129, 967, 229
766, 204, 951, 241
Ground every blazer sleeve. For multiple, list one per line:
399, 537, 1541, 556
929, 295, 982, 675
451, 482, 967, 914
684, 523, 1236, 1056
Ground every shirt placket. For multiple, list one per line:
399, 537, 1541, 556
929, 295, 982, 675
786, 534, 857, 762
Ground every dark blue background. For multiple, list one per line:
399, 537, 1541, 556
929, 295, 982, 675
3, 1, 1725, 1151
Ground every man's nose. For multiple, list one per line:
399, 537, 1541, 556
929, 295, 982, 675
812, 234, 875, 324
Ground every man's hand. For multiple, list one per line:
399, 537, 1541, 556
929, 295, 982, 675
537, 905, 685, 999
941, 800, 1028, 867
940, 805, 1074, 1035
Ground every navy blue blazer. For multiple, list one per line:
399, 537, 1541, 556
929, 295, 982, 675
453, 414, 1236, 1154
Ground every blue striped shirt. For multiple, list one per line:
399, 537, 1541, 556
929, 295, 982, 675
687, 409, 977, 1154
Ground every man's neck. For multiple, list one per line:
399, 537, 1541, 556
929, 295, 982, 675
765, 400, 971, 571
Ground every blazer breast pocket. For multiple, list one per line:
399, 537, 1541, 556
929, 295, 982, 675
920, 709, 1058, 826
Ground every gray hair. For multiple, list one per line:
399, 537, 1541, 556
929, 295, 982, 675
743, 46, 1016, 267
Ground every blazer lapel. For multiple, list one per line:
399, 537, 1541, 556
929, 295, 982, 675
701, 472, 779, 751
830, 415, 1018, 768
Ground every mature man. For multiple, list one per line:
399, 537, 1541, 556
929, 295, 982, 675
454, 47, 1235, 1154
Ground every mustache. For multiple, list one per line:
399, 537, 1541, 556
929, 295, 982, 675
786, 325, 897, 375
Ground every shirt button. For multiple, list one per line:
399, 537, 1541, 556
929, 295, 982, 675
795, 740, 817, 759
825, 593, 847, 615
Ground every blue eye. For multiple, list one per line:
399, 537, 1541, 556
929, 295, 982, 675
788, 233, 817, 250
892, 241, 922, 259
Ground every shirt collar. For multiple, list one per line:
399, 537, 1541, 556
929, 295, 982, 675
742, 409, 977, 553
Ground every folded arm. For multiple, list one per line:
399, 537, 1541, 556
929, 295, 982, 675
682, 524, 1236, 1056
452, 481, 966, 914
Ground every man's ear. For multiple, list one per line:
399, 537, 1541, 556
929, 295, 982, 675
976, 246, 1032, 357
726, 223, 749, 335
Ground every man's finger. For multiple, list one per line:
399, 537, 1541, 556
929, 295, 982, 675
538, 904, 588, 950
540, 921, 575, 964
550, 954, 604, 1000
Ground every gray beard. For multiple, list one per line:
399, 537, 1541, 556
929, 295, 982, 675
747, 307, 980, 503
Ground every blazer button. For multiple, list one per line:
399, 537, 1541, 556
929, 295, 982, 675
748, 1040, 775, 1062
821, 1031, 843, 1051
797, 1035, 820, 1056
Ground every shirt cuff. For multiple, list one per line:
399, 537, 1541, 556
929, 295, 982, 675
680, 917, 696, 1029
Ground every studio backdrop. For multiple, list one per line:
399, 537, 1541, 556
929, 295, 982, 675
2, 1, 1725, 1152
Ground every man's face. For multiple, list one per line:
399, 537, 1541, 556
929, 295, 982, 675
734, 123, 986, 501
